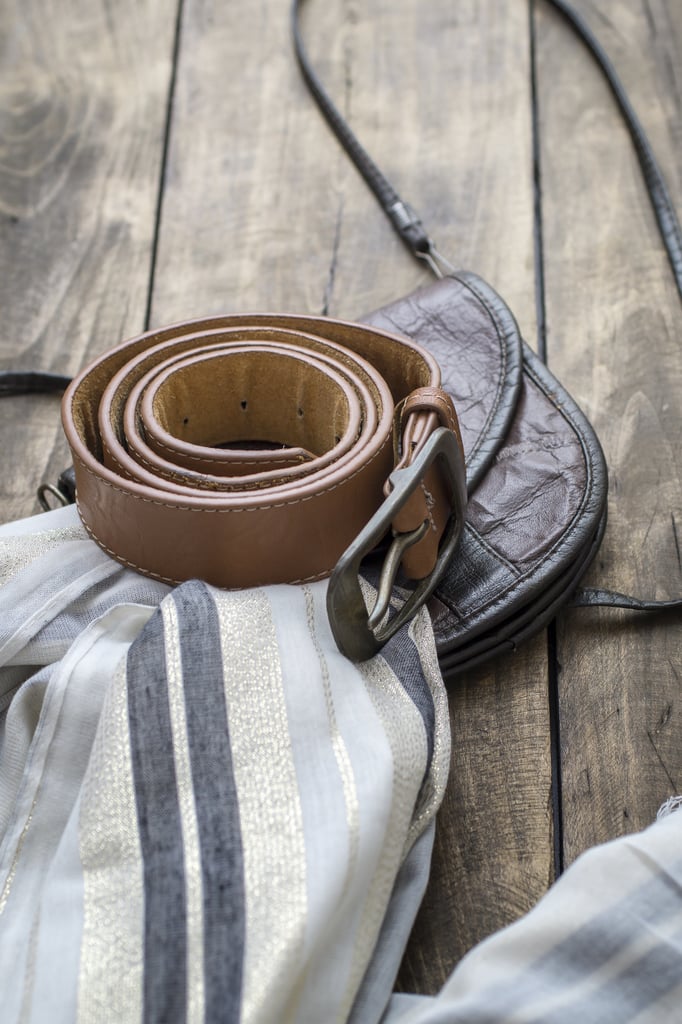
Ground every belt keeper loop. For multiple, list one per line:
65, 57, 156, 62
393, 386, 463, 475
400, 386, 462, 440
386, 387, 465, 578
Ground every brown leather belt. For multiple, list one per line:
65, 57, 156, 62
62, 313, 466, 658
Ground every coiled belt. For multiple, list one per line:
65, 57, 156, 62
62, 313, 466, 658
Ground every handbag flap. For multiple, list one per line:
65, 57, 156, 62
364, 274, 608, 678
364, 275, 523, 492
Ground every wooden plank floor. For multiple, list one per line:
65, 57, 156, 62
1, 0, 680, 997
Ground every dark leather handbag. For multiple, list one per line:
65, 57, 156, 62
362, 274, 607, 678
293, 0, 682, 680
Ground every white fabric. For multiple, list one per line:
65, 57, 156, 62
1, 506, 681, 1024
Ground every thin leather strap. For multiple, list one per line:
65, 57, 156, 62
291, 0, 443, 273
293, 0, 682, 616
543, 3, 682, 609
572, 589, 682, 612
0, 372, 71, 395
546, 0, 682, 299
292, 0, 682, 299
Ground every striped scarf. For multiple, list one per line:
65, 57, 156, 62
1, 506, 681, 1023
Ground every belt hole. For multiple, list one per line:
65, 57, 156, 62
298, 407, 304, 417
241, 400, 248, 410
183, 417, 189, 425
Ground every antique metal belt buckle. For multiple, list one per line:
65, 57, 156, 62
327, 427, 467, 661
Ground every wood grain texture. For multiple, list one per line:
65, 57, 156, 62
398, 639, 553, 991
151, 0, 538, 337
3, 0, 679, 1003
0, 0, 179, 522
535, 0, 682, 864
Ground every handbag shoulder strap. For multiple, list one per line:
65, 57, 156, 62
291, 0, 682, 300
292, 0, 682, 615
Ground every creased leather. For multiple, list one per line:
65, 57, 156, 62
363, 275, 608, 680
365, 274, 523, 493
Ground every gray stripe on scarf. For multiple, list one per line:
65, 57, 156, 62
531, 924, 682, 1023
432, 859, 682, 1022
174, 582, 245, 1022
127, 605, 187, 1024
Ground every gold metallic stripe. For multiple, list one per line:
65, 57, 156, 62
77, 660, 144, 1024
0, 797, 37, 917
405, 612, 451, 846
161, 598, 205, 1024
0, 526, 85, 588
17, 909, 40, 1024
213, 589, 307, 1024
349, 653, 429, 1007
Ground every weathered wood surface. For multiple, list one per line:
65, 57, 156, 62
0, 0, 179, 521
536, 0, 682, 868
0, 0, 679, 998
